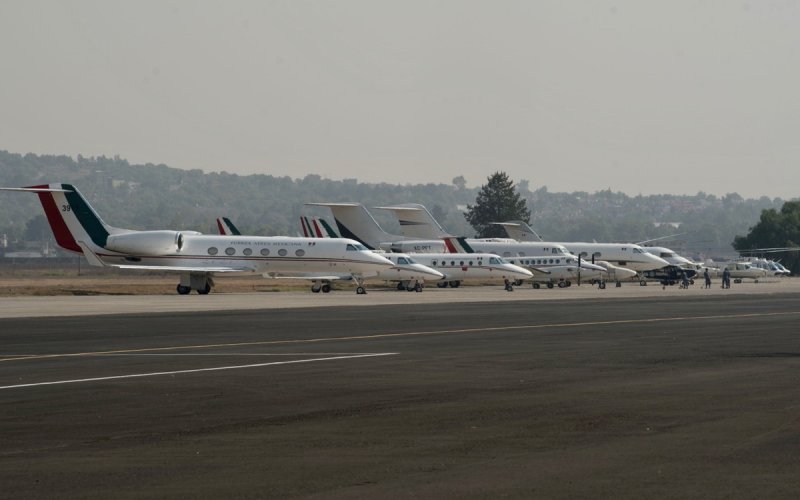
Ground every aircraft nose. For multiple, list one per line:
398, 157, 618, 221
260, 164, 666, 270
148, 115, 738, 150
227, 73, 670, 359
508, 265, 534, 279
415, 264, 444, 279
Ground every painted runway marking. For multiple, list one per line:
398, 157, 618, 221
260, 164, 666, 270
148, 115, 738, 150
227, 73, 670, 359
0, 353, 397, 390
2, 310, 799, 364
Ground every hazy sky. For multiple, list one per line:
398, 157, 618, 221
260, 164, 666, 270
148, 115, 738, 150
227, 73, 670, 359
2, 1, 799, 198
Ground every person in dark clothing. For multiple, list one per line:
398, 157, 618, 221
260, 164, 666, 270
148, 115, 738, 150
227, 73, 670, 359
703, 268, 711, 289
722, 267, 731, 289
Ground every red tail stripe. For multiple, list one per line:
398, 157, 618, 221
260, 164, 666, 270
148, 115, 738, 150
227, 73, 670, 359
312, 218, 324, 238
33, 185, 81, 253
300, 217, 310, 237
444, 238, 458, 254
216, 219, 226, 235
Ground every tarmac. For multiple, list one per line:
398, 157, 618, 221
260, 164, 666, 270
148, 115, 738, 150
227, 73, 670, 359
2, 279, 800, 498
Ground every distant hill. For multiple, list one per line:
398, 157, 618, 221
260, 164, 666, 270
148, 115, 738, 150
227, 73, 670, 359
0, 150, 786, 258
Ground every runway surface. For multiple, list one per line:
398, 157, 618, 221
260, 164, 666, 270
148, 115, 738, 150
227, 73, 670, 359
2, 291, 800, 498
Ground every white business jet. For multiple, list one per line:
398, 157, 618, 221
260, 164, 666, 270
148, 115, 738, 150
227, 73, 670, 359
307, 203, 533, 290
0, 184, 393, 295
215, 217, 444, 292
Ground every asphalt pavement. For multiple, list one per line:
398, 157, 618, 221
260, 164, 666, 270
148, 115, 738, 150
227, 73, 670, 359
2, 292, 800, 498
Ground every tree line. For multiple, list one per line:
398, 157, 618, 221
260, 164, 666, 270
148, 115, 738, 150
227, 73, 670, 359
0, 151, 792, 263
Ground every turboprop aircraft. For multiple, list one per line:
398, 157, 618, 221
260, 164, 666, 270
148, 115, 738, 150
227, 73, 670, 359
0, 184, 394, 295
303, 203, 533, 290
376, 205, 669, 273
215, 217, 444, 292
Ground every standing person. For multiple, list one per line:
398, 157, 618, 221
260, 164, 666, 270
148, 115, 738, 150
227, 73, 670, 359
722, 267, 731, 289
703, 268, 711, 289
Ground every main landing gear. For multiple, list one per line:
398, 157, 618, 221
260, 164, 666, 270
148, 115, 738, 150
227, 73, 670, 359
436, 280, 462, 289
177, 273, 214, 295
397, 280, 424, 292
311, 281, 332, 293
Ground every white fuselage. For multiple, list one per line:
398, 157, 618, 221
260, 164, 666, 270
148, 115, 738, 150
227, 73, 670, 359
372, 253, 445, 282
503, 254, 608, 282
643, 246, 694, 267
99, 235, 395, 277
553, 242, 669, 271
401, 253, 533, 282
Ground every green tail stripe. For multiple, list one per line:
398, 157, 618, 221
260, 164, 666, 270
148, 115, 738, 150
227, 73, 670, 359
319, 219, 338, 238
223, 217, 241, 235
62, 184, 109, 247
458, 237, 475, 253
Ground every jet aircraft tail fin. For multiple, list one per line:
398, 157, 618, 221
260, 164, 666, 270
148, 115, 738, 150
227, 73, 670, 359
0, 184, 122, 254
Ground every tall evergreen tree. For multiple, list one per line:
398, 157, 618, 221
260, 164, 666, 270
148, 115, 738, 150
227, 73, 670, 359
733, 200, 800, 273
464, 172, 531, 238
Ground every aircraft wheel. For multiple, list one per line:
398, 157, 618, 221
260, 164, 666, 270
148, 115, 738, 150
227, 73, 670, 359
356, 286, 366, 295
640, 280, 647, 286
546, 282, 554, 289
505, 284, 514, 292
599, 282, 606, 289
436, 282, 448, 288
321, 284, 331, 293
557, 281, 567, 288
532, 282, 540, 289
734, 278, 742, 284
689, 279, 695, 285
415, 283, 422, 292
449, 280, 461, 288
406, 285, 416, 292
396, 282, 405, 291
615, 281, 622, 288
514, 279, 523, 286
176, 284, 191, 295
197, 282, 211, 295
311, 285, 321, 293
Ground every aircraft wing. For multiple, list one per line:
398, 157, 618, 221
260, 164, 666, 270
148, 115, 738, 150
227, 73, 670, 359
525, 266, 552, 277
108, 264, 255, 272
269, 274, 351, 281
76, 241, 255, 272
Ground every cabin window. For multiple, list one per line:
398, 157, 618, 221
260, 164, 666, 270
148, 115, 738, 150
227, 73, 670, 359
469, 261, 473, 266
278, 249, 288, 256
549, 259, 554, 264
450, 261, 455, 266
207, 247, 218, 256
243, 248, 252, 256
460, 261, 464, 266
225, 247, 235, 256
556, 259, 560, 264
260, 248, 270, 256
295, 249, 305, 257
432, 260, 438, 266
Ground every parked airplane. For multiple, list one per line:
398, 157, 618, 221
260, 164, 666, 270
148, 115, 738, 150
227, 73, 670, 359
305, 204, 533, 289
377, 204, 668, 273
215, 218, 444, 292
0, 184, 394, 294
320, 202, 607, 287
703, 259, 768, 282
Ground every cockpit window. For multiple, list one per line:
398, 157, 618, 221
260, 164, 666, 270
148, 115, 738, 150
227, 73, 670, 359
489, 257, 501, 265
632, 247, 642, 253
353, 243, 367, 251
397, 257, 409, 265
346, 244, 356, 251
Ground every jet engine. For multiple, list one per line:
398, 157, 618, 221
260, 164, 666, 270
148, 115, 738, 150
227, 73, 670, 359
105, 230, 188, 255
